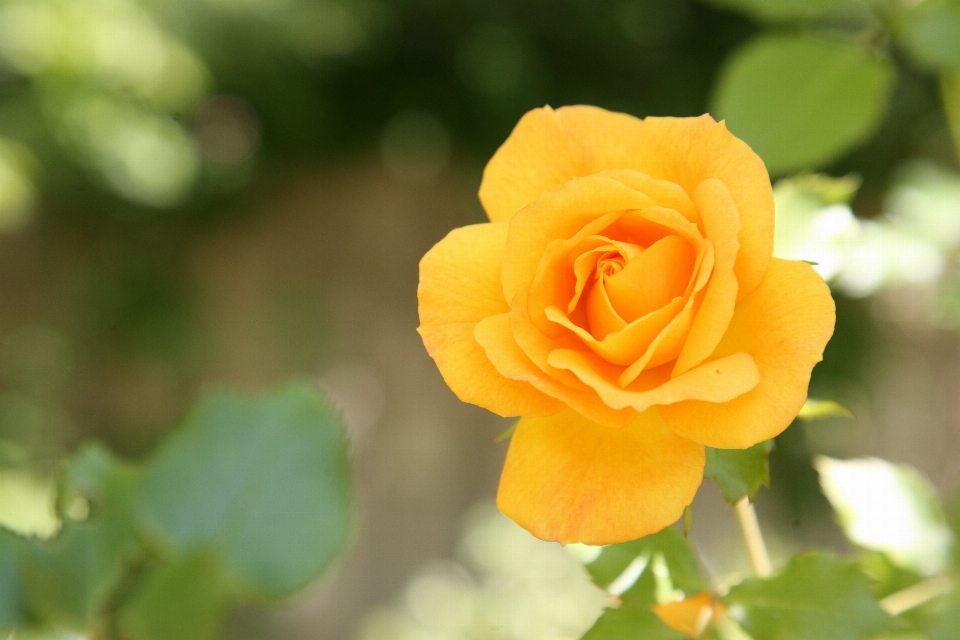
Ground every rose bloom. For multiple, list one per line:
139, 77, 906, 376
417, 106, 835, 545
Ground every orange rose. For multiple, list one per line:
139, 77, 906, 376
417, 106, 835, 545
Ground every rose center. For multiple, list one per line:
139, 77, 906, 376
582, 234, 696, 339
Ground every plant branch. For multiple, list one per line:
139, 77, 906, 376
734, 497, 771, 578
880, 573, 955, 616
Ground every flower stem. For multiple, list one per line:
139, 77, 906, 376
734, 497, 771, 578
879, 573, 955, 616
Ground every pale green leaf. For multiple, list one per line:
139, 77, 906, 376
712, 34, 895, 174
816, 456, 954, 576
136, 382, 352, 598
798, 398, 854, 421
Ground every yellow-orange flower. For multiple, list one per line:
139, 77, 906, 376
417, 106, 835, 545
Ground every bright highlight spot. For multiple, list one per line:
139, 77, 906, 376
815, 456, 954, 576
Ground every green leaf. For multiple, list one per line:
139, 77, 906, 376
18, 445, 145, 630
704, 0, 858, 22
920, 584, 960, 640
797, 398, 854, 421
943, 71, 960, 161
117, 550, 229, 640
19, 523, 98, 627
582, 605, 686, 640
815, 456, 953, 576
136, 382, 352, 598
724, 552, 894, 640
586, 527, 703, 600
59, 443, 144, 580
0, 528, 25, 631
704, 440, 773, 504
895, 0, 960, 71
712, 34, 895, 175
582, 528, 705, 640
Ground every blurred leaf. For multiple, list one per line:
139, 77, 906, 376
816, 457, 953, 576
16, 445, 144, 630
895, 0, 960, 71
921, 585, 960, 640
704, 440, 773, 504
118, 550, 228, 640
704, 0, 857, 21
137, 382, 351, 598
583, 605, 686, 640
860, 550, 926, 600
797, 398, 854, 421
19, 523, 98, 626
0, 528, 25, 631
724, 552, 893, 640
60, 443, 143, 594
712, 34, 895, 175
943, 71, 960, 162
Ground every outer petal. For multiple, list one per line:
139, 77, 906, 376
418, 223, 563, 417
479, 106, 773, 298
659, 259, 836, 448
620, 114, 773, 300
497, 407, 705, 545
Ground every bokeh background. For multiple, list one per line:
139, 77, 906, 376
0, 0, 959, 638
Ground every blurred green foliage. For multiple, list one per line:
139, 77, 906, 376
0, 382, 351, 640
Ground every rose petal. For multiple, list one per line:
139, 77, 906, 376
475, 312, 636, 428
418, 223, 564, 416
672, 178, 741, 376
497, 407, 705, 545
526, 213, 623, 338
479, 106, 773, 298
605, 234, 696, 323
617, 242, 716, 386
659, 259, 836, 448
596, 169, 699, 223
548, 349, 759, 413
502, 175, 653, 305
546, 298, 684, 366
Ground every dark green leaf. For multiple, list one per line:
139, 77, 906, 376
582, 605, 686, 640
895, 0, 960, 71
137, 383, 352, 598
704, 440, 773, 504
704, 0, 858, 22
724, 551, 894, 640
118, 550, 228, 640
712, 34, 895, 174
